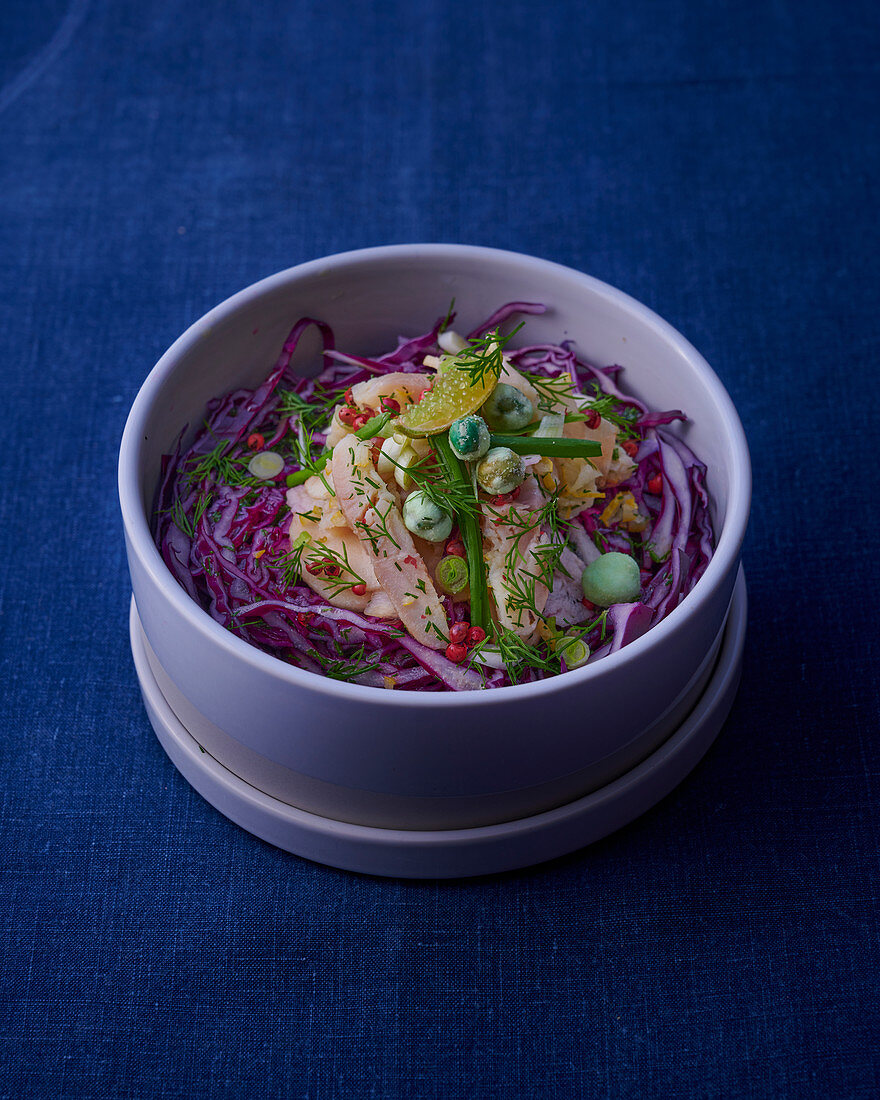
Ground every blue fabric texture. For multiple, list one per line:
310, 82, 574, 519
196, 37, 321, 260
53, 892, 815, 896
1, 0, 878, 1096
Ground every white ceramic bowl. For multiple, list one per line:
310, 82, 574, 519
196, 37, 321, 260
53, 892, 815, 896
119, 245, 750, 831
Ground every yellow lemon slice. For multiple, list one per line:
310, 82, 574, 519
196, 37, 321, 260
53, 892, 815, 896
396, 363, 497, 438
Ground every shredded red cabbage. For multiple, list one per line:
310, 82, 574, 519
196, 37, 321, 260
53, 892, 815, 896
153, 305, 714, 691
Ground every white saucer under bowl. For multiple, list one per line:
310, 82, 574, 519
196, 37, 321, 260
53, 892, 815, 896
130, 569, 747, 879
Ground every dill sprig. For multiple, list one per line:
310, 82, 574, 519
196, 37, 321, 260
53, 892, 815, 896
275, 387, 338, 435
450, 323, 525, 389
488, 494, 562, 549
519, 369, 575, 412
354, 497, 402, 555
583, 608, 610, 642
471, 628, 559, 684
290, 425, 334, 495
511, 374, 643, 438
531, 539, 570, 588
582, 388, 642, 439
502, 568, 544, 627
185, 441, 256, 489
307, 539, 368, 600
272, 532, 368, 600
271, 533, 308, 589
489, 494, 567, 623
438, 297, 456, 335
170, 496, 194, 538
191, 491, 213, 530
343, 460, 403, 556
391, 452, 481, 518
419, 478, 481, 519
472, 598, 610, 685
592, 528, 610, 553
164, 487, 215, 538
313, 644, 384, 683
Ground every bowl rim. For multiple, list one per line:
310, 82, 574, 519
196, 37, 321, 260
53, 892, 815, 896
119, 243, 751, 708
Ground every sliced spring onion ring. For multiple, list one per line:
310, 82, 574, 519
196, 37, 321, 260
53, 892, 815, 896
557, 636, 590, 669
435, 555, 469, 595
248, 451, 284, 479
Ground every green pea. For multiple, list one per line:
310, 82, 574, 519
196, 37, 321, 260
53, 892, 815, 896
402, 490, 453, 543
448, 415, 490, 461
481, 383, 535, 432
476, 447, 526, 495
581, 552, 642, 607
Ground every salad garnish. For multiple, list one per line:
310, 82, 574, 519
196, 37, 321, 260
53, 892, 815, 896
154, 303, 712, 690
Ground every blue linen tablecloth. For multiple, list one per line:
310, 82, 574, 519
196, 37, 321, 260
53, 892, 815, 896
1, 1, 878, 1096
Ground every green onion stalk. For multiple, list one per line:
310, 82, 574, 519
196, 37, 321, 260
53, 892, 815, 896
286, 451, 329, 487
285, 410, 395, 488
432, 434, 489, 632
488, 435, 603, 458
354, 410, 394, 440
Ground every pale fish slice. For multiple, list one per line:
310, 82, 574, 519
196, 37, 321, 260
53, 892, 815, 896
331, 435, 449, 649
543, 546, 591, 628
350, 372, 431, 410
480, 474, 551, 641
286, 483, 388, 615
326, 372, 432, 448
